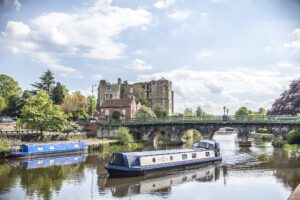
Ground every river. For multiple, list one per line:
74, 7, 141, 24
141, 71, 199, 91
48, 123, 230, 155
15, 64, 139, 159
0, 133, 299, 200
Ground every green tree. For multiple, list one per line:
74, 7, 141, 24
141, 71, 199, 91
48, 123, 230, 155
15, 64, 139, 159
20, 91, 67, 134
0, 96, 6, 114
61, 91, 88, 121
135, 106, 156, 118
112, 110, 122, 121
257, 107, 267, 115
184, 108, 194, 117
286, 130, 300, 144
51, 82, 66, 104
5, 95, 24, 117
115, 127, 133, 144
196, 106, 205, 116
87, 95, 97, 115
235, 106, 253, 116
32, 70, 56, 95
153, 104, 168, 118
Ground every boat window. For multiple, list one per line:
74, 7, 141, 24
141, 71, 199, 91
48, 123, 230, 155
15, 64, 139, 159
192, 143, 199, 148
198, 142, 209, 149
206, 152, 210, 157
74, 144, 79, 148
152, 158, 156, 163
109, 154, 126, 166
37, 147, 43, 151
50, 146, 55, 150
127, 156, 140, 167
182, 154, 187, 160
192, 153, 197, 158
170, 156, 173, 161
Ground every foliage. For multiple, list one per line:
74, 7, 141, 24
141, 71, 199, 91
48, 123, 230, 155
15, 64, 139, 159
269, 79, 300, 115
51, 82, 66, 104
195, 106, 205, 117
193, 130, 204, 141
182, 129, 203, 142
235, 106, 253, 116
286, 130, 300, 144
115, 127, 133, 144
135, 106, 156, 118
20, 91, 67, 133
112, 110, 122, 120
256, 128, 270, 133
153, 104, 168, 118
257, 107, 267, 115
87, 95, 97, 115
131, 85, 149, 106
0, 74, 21, 114
4, 95, 24, 117
0, 139, 10, 158
184, 108, 194, 117
61, 91, 87, 121
31, 70, 56, 95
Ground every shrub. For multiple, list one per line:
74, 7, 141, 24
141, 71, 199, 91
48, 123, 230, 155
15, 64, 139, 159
286, 130, 300, 144
0, 140, 10, 158
256, 128, 270, 133
135, 106, 156, 118
115, 127, 133, 144
112, 110, 122, 121
193, 130, 204, 141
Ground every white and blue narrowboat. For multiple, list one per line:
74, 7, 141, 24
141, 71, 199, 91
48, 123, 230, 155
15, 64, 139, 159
9, 141, 87, 158
106, 139, 221, 177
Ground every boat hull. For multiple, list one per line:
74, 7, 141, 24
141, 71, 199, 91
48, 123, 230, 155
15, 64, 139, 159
106, 156, 222, 177
9, 149, 87, 159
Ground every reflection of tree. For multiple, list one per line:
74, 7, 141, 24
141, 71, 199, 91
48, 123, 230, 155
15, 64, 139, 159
19, 164, 85, 200
0, 164, 20, 194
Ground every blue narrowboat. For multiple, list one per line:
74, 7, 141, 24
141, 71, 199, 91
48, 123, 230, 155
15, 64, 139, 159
9, 141, 87, 158
106, 139, 222, 177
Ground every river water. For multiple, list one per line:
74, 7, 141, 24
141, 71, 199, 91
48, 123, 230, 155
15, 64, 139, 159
0, 134, 299, 200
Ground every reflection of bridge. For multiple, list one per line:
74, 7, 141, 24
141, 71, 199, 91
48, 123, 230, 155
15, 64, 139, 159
98, 115, 300, 143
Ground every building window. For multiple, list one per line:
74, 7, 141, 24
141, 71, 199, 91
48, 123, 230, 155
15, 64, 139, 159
110, 94, 113, 99
122, 109, 126, 115
105, 109, 109, 116
182, 154, 187, 160
170, 156, 173, 161
152, 158, 156, 163
192, 153, 197, 158
206, 152, 210, 157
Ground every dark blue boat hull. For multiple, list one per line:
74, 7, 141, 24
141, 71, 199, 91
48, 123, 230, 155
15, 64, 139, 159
106, 156, 222, 177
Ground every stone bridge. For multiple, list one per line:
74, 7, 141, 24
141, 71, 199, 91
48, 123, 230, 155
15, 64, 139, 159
97, 115, 300, 144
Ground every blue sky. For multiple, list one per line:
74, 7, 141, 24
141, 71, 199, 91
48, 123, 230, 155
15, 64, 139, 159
0, 0, 300, 114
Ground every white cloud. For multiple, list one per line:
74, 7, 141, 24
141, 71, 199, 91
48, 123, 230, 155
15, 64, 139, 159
0, 0, 151, 75
137, 67, 297, 114
278, 62, 300, 71
284, 28, 300, 52
168, 10, 190, 21
4, 0, 21, 11
125, 58, 152, 70
154, 0, 176, 9
263, 46, 271, 52
133, 49, 148, 56
196, 51, 213, 59
92, 74, 103, 80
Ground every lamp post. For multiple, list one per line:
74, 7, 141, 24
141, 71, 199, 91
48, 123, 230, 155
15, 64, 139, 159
223, 106, 226, 115
226, 108, 229, 116
91, 84, 97, 116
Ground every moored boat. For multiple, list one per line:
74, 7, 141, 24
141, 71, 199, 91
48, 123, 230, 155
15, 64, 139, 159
105, 139, 221, 177
9, 141, 87, 158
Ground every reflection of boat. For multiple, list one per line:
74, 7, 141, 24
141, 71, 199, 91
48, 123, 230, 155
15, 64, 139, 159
106, 140, 221, 177
11, 154, 87, 169
104, 165, 217, 197
9, 141, 87, 158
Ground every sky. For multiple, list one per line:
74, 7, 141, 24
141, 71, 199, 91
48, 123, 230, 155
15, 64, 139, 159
0, 0, 300, 114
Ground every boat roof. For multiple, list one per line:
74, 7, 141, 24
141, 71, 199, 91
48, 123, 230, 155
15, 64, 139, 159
122, 148, 198, 157
196, 140, 216, 145
21, 141, 84, 146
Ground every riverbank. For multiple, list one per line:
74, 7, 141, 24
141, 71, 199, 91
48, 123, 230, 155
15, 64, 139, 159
289, 184, 300, 200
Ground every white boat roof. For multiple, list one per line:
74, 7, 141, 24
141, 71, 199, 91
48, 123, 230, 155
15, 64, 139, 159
196, 140, 216, 145
122, 148, 198, 157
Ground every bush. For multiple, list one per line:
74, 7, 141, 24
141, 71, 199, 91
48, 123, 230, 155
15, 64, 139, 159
286, 130, 300, 144
256, 128, 270, 133
135, 106, 156, 118
112, 110, 122, 120
115, 127, 133, 144
0, 140, 10, 158
193, 130, 204, 141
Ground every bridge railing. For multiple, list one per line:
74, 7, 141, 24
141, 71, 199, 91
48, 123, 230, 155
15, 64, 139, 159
108, 115, 300, 126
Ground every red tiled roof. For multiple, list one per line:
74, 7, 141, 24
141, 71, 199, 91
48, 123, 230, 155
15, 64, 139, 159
100, 99, 133, 108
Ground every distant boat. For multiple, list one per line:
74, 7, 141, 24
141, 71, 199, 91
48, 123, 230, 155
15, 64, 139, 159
106, 139, 222, 177
9, 141, 87, 158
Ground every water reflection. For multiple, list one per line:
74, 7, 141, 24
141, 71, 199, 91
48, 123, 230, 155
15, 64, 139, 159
102, 165, 219, 197
0, 134, 299, 200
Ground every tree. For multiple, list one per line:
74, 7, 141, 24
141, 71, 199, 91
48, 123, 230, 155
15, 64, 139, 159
257, 107, 267, 115
5, 95, 24, 117
196, 106, 205, 116
269, 79, 300, 115
235, 106, 253, 116
0, 74, 21, 114
87, 95, 97, 115
61, 91, 88, 121
112, 110, 122, 121
115, 127, 133, 144
286, 130, 300, 144
20, 91, 67, 134
51, 82, 66, 104
184, 108, 194, 117
135, 106, 156, 118
31, 70, 56, 95
153, 104, 168, 118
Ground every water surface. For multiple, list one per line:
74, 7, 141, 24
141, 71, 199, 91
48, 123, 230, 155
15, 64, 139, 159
0, 134, 299, 200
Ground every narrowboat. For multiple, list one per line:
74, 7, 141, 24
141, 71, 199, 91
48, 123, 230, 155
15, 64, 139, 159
106, 139, 221, 177
9, 141, 87, 158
